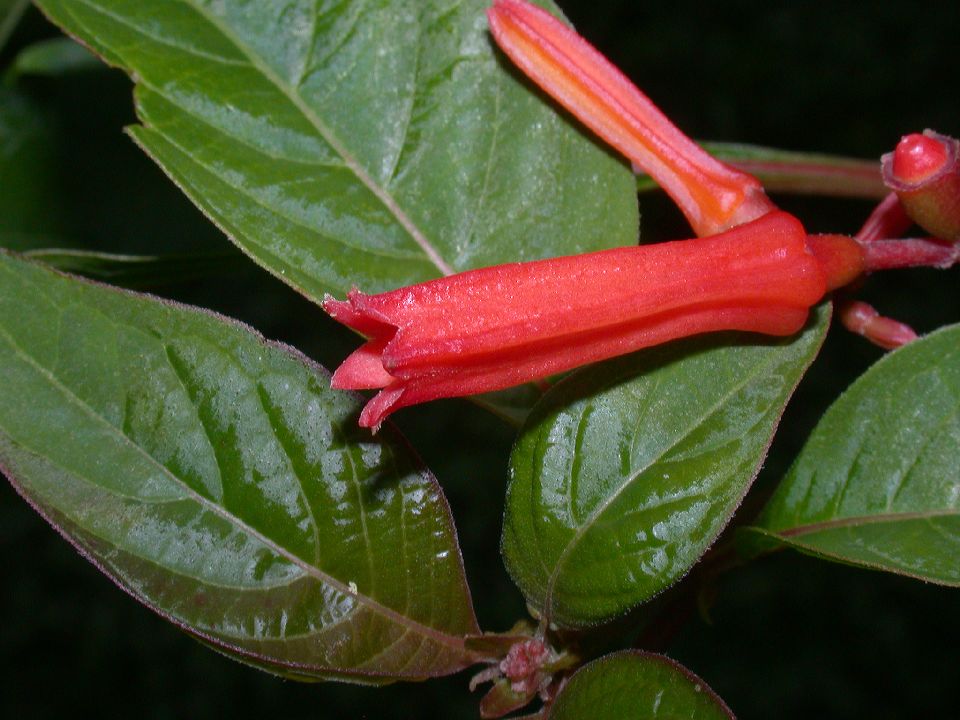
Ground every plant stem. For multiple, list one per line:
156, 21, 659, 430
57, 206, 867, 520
637, 142, 887, 200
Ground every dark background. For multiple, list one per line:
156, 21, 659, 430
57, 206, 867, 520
1, 1, 958, 718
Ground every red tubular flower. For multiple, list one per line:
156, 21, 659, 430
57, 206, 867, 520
325, 212, 828, 429
882, 130, 960, 241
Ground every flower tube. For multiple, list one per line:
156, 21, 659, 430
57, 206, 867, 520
326, 212, 828, 429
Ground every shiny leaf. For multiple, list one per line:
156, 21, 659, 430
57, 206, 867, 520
504, 305, 829, 627
746, 324, 960, 585
35, 0, 637, 299
0, 251, 478, 682
549, 651, 734, 720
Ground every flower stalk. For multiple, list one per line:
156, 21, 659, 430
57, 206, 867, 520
838, 301, 918, 351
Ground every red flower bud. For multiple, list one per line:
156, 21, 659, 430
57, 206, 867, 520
325, 212, 827, 429
882, 130, 960, 241
838, 301, 918, 351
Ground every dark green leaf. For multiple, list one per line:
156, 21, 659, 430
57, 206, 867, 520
549, 651, 734, 719
0, 0, 29, 53
504, 306, 829, 627
745, 324, 960, 585
25, 248, 247, 289
10, 36, 102, 76
0, 251, 479, 682
35, 0, 637, 299
0, 87, 66, 250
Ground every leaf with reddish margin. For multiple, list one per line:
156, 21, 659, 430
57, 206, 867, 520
0, 251, 479, 683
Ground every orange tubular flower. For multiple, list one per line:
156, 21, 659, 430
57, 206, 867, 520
486, 0, 776, 237
325, 212, 828, 429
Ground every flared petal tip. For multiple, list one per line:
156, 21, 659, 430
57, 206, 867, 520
358, 387, 406, 432
330, 342, 395, 390
323, 288, 399, 338
322, 290, 362, 327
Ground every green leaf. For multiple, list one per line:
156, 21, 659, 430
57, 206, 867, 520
35, 0, 637, 299
745, 324, 960, 585
10, 37, 102, 76
549, 651, 734, 720
0, 251, 479, 682
24, 248, 248, 289
0, 0, 29, 53
503, 305, 829, 627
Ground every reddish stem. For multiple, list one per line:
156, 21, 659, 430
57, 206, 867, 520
861, 237, 960, 271
856, 192, 913, 243
838, 300, 918, 350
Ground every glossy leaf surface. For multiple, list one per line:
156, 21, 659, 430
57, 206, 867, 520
504, 306, 829, 626
0, 252, 478, 682
748, 324, 960, 585
549, 651, 733, 720
35, 0, 637, 299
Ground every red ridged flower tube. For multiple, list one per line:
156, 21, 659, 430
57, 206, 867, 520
325, 212, 830, 429
882, 130, 960, 241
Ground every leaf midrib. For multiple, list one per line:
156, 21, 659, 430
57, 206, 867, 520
773, 508, 959, 539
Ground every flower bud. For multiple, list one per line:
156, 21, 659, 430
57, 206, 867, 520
882, 130, 960, 241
